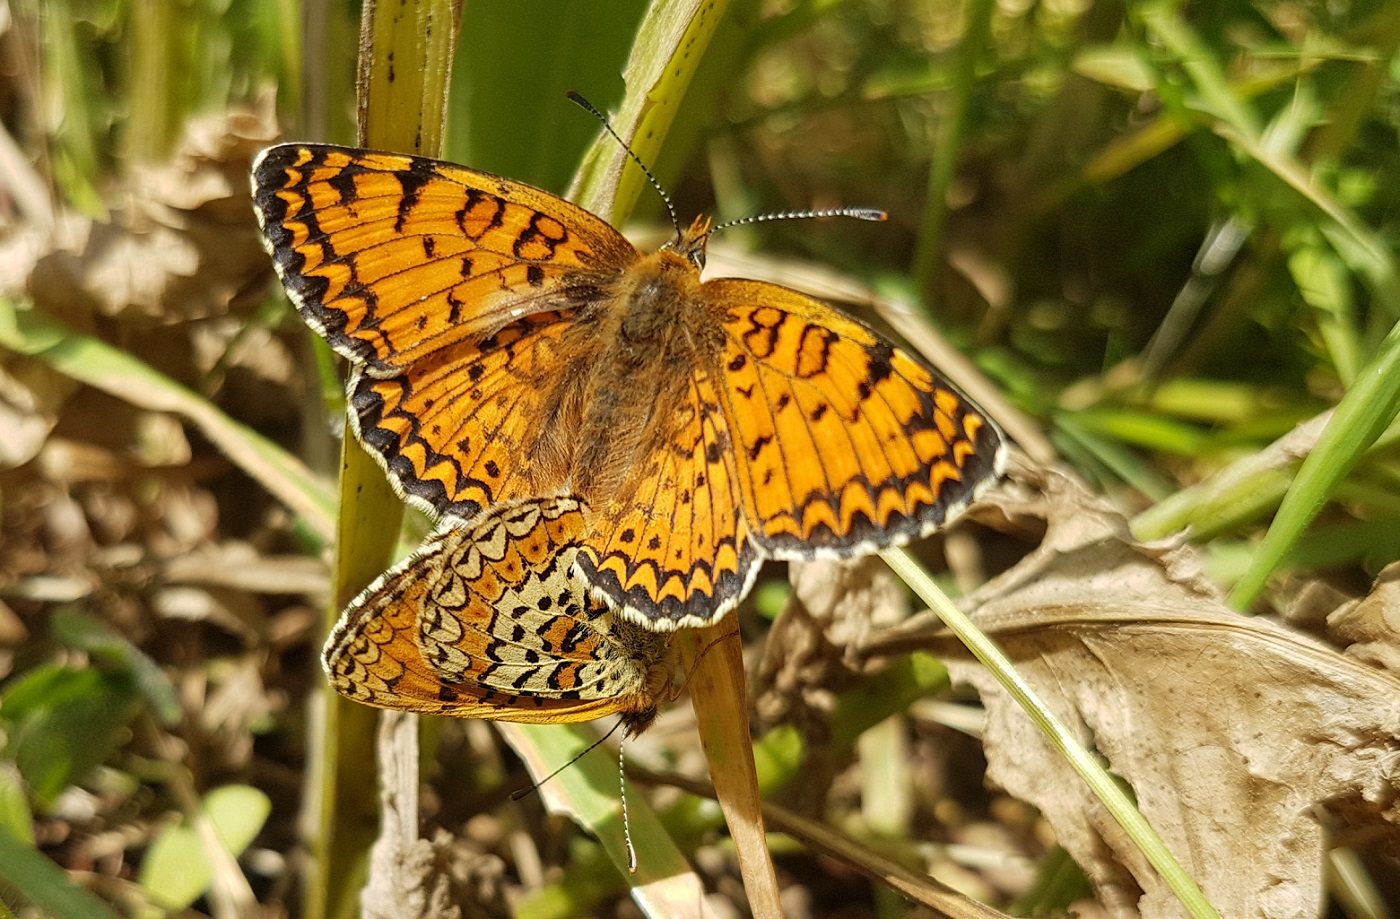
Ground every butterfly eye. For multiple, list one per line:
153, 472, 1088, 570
691, 248, 706, 271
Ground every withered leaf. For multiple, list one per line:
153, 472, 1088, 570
872, 471, 1400, 919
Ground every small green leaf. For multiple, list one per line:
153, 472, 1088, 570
1, 666, 141, 807
1072, 45, 1155, 92
0, 765, 33, 844
751, 579, 791, 620
139, 785, 271, 910
138, 824, 204, 909
0, 824, 123, 919
1288, 244, 1359, 384
1, 666, 104, 720
204, 785, 273, 855
50, 611, 182, 727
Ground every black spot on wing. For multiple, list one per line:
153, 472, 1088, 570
867, 340, 895, 384
327, 169, 359, 207
395, 167, 432, 232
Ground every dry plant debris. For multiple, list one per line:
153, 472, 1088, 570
869, 467, 1400, 919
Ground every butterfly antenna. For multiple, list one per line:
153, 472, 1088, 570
565, 91, 682, 238
509, 720, 625, 801
619, 739, 639, 873
712, 207, 887, 235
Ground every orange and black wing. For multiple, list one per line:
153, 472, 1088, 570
253, 144, 631, 519
710, 280, 1005, 558
346, 309, 579, 520
322, 496, 669, 725
252, 144, 635, 376
573, 373, 760, 630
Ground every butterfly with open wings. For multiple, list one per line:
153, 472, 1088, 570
253, 143, 1005, 631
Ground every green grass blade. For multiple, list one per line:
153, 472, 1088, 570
881, 547, 1222, 919
446, 0, 649, 193
569, 0, 732, 222
503, 724, 707, 918
1138, 2, 1261, 138
310, 3, 461, 919
1229, 318, 1400, 607
911, 0, 995, 293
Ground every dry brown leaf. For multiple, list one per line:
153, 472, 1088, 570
19, 108, 277, 326
755, 556, 907, 727
197, 656, 277, 769
0, 360, 69, 467
0, 597, 27, 644
1330, 562, 1400, 674
871, 469, 1400, 919
161, 541, 328, 598
753, 557, 910, 819
151, 585, 264, 642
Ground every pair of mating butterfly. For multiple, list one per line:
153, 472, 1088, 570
252, 137, 1006, 738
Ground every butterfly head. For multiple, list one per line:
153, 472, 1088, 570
664, 214, 714, 271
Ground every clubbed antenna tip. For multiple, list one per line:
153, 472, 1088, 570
712, 207, 888, 234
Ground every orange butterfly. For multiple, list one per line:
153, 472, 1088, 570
253, 144, 1005, 630
322, 495, 673, 735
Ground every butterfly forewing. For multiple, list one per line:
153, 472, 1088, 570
252, 144, 635, 375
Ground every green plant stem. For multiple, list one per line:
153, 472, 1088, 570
911, 0, 994, 294
309, 3, 460, 919
880, 547, 1221, 919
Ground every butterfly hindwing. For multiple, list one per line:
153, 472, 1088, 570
321, 496, 672, 726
